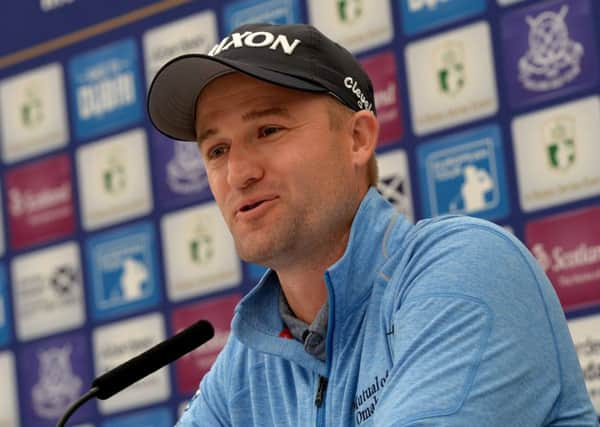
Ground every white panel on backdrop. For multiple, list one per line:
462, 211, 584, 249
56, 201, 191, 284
162, 202, 241, 301
77, 128, 153, 230
12, 241, 85, 341
143, 10, 218, 87
405, 21, 498, 136
93, 312, 170, 414
568, 313, 600, 414
512, 96, 600, 212
307, 0, 393, 54
0, 63, 69, 163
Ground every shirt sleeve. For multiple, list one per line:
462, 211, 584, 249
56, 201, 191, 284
374, 221, 597, 426
176, 340, 233, 427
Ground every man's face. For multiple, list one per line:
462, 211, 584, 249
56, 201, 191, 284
195, 73, 364, 269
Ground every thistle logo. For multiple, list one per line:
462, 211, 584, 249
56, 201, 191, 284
543, 116, 576, 171
32, 345, 82, 418
337, 0, 363, 23
519, 5, 583, 91
21, 86, 44, 128
102, 153, 127, 194
189, 223, 214, 264
435, 41, 465, 96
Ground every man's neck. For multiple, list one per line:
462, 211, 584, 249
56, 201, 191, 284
277, 268, 328, 324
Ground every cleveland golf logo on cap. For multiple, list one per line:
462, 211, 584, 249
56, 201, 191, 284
208, 31, 302, 56
344, 76, 373, 112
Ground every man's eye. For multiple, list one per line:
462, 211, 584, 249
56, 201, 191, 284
259, 126, 281, 138
207, 144, 229, 160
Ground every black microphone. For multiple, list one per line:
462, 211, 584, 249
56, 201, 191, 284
57, 319, 214, 427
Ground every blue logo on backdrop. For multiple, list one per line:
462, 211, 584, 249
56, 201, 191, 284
399, 0, 486, 35
417, 125, 509, 220
68, 38, 143, 141
103, 406, 172, 427
223, 0, 301, 33
0, 264, 11, 346
151, 130, 213, 210
86, 221, 161, 321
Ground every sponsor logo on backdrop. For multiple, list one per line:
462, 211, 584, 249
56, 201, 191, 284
151, 131, 213, 209
417, 124, 509, 220
6, 154, 75, 250
172, 293, 241, 393
93, 313, 169, 414
0, 352, 19, 427
307, 0, 393, 54
405, 22, 498, 135
143, 11, 217, 86
376, 149, 414, 223
12, 242, 84, 341
568, 314, 600, 413
20, 332, 93, 426
69, 38, 143, 140
0, 63, 69, 163
512, 96, 600, 212
76, 129, 152, 230
103, 406, 173, 427
526, 206, 600, 311
161, 202, 241, 302
86, 222, 160, 321
361, 51, 403, 146
400, 0, 486, 36
501, 0, 597, 108
224, 0, 301, 33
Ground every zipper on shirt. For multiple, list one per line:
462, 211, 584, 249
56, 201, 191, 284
314, 375, 328, 408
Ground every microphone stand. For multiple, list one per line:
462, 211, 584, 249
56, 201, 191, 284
56, 387, 98, 427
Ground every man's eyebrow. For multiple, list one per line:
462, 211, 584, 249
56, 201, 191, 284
196, 128, 218, 146
242, 107, 291, 121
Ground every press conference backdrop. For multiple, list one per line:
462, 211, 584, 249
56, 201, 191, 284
0, 0, 599, 425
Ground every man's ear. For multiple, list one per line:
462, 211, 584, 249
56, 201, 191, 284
349, 110, 379, 167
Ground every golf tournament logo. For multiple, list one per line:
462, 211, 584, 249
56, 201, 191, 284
0, 62, 69, 163
307, 0, 393, 53
161, 202, 241, 302
543, 116, 576, 171
86, 221, 160, 321
417, 125, 509, 220
77, 129, 153, 230
405, 22, 498, 135
435, 40, 465, 96
511, 96, 600, 212
501, 0, 597, 108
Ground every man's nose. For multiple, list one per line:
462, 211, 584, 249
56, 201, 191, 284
226, 143, 264, 189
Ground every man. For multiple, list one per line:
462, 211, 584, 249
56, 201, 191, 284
148, 23, 597, 426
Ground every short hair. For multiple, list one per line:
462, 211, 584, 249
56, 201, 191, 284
325, 97, 379, 187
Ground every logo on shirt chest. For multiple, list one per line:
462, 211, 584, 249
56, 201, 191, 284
353, 369, 389, 425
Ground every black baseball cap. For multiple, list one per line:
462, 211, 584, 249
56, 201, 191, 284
147, 23, 376, 142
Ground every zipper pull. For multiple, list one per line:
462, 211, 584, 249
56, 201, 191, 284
314, 376, 328, 408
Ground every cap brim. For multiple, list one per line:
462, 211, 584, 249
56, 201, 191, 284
147, 54, 328, 141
